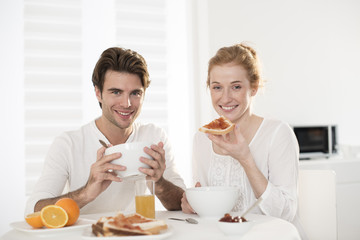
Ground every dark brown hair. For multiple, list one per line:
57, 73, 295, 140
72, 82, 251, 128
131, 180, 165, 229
92, 47, 150, 105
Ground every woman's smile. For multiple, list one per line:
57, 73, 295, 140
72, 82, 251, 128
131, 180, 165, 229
220, 105, 239, 111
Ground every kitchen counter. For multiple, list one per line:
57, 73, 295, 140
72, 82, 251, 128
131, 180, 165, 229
299, 157, 360, 240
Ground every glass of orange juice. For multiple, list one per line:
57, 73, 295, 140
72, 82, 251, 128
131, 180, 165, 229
135, 179, 155, 219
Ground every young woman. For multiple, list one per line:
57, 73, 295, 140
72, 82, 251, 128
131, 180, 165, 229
181, 43, 306, 239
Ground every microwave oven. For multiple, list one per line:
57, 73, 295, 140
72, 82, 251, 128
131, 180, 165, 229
292, 125, 338, 160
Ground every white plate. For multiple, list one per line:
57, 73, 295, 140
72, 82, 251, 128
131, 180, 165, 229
10, 218, 94, 234
82, 226, 173, 240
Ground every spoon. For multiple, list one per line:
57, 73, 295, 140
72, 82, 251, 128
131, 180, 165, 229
168, 217, 198, 224
99, 140, 108, 148
240, 197, 263, 219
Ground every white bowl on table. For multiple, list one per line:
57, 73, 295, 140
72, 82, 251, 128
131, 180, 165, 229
217, 220, 255, 236
104, 142, 153, 179
185, 186, 238, 218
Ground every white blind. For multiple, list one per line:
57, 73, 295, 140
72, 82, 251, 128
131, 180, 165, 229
24, 0, 171, 195
24, 0, 83, 195
114, 0, 168, 131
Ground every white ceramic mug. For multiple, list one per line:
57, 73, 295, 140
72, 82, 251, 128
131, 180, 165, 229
105, 142, 153, 178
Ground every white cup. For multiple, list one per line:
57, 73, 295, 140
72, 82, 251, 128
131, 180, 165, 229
105, 142, 153, 179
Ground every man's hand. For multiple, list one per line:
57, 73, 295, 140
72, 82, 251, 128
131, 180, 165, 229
139, 142, 166, 182
139, 141, 185, 210
181, 182, 201, 214
34, 145, 127, 211
83, 146, 126, 202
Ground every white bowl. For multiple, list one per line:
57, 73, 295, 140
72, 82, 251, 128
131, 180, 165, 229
186, 186, 238, 218
105, 142, 153, 178
217, 220, 255, 236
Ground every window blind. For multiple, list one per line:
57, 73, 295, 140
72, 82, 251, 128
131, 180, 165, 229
24, 0, 82, 195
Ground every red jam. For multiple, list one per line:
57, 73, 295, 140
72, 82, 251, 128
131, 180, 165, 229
219, 213, 247, 223
204, 117, 229, 130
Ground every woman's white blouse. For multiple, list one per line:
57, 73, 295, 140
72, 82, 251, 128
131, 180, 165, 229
192, 118, 300, 222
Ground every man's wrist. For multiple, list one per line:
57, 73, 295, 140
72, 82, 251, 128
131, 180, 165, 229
68, 186, 93, 208
155, 176, 166, 194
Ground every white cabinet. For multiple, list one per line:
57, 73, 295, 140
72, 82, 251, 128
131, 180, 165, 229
299, 158, 360, 240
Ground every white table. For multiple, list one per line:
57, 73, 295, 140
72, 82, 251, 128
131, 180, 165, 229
1, 211, 301, 240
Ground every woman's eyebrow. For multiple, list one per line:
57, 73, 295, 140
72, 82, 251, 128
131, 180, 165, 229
210, 80, 242, 84
210, 81, 220, 84
231, 80, 242, 84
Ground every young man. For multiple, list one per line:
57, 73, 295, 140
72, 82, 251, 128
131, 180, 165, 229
25, 47, 185, 214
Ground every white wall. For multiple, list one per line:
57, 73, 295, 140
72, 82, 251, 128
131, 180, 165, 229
167, 0, 193, 187
0, 0, 26, 235
192, 0, 360, 146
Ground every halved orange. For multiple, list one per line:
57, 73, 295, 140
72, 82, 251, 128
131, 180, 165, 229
55, 198, 80, 226
40, 205, 69, 228
25, 211, 44, 228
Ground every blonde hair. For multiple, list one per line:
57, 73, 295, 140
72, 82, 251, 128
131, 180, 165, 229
207, 43, 263, 89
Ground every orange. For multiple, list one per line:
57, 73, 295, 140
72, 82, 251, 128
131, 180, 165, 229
25, 211, 44, 228
40, 205, 68, 228
55, 198, 80, 226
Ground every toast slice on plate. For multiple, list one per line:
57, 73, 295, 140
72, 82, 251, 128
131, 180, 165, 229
92, 213, 167, 237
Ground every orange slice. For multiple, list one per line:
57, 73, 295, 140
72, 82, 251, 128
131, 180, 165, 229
199, 116, 235, 135
40, 205, 69, 228
25, 211, 44, 228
